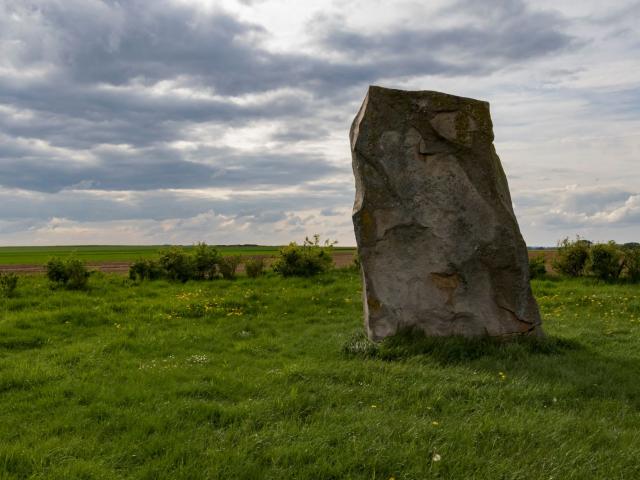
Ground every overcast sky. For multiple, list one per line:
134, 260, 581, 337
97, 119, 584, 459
0, 0, 639, 246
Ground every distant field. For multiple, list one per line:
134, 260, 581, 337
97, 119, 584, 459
0, 245, 357, 265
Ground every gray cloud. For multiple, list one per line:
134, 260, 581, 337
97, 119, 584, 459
0, 142, 342, 192
0, 185, 351, 223
514, 185, 640, 234
318, 0, 574, 66
0, 0, 578, 193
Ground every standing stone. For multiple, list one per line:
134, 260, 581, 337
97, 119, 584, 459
350, 86, 542, 340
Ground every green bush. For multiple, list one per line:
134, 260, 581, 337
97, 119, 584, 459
529, 256, 547, 279
45, 257, 90, 290
0, 272, 18, 297
129, 258, 163, 281
134, 243, 221, 282
272, 235, 335, 277
193, 242, 221, 280
553, 237, 591, 277
158, 247, 196, 283
65, 258, 91, 290
219, 255, 241, 280
244, 257, 265, 278
589, 242, 624, 282
45, 257, 67, 284
623, 246, 640, 282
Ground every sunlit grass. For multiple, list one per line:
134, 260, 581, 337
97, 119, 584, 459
1, 271, 640, 478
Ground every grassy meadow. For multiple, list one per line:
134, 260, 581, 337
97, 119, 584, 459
1, 268, 640, 479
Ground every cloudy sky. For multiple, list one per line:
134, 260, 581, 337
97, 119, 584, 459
0, 0, 638, 246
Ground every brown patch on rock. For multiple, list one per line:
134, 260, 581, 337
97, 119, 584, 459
366, 295, 382, 312
430, 272, 461, 307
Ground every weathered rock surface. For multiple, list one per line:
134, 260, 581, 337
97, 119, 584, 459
350, 86, 542, 340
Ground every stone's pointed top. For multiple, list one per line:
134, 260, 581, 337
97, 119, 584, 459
350, 86, 541, 340
366, 85, 491, 108
352, 86, 495, 153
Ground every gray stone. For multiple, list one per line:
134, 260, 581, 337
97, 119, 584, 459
350, 86, 542, 340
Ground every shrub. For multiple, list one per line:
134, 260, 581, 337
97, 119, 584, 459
46, 257, 90, 290
129, 243, 226, 282
45, 257, 67, 284
588, 241, 624, 282
129, 258, 163, 281
552, 236, 591, 277
272, 234, 335, 277
0, 272, 18, 297
244, 257, 265, 278
158, 247, 196, 283
193, 242, 221, 280
65, 258, 91, 290
623, 245, 640, 282
219, 255, 241, 280
529, 255, 546, 279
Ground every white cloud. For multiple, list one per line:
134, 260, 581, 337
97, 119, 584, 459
0, 208, 356, 246
515, 184, 640, 245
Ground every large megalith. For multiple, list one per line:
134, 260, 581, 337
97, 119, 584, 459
350, 86, 542, 340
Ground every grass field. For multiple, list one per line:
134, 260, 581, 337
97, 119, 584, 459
1, 270, 640, 478
0, 245, 356, 265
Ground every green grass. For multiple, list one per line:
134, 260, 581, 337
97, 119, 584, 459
0, 245, 356, 265
1, 271, 640, 478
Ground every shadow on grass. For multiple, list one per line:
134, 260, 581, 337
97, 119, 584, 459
343, 328, 640, 407
342, 328, 582, 365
